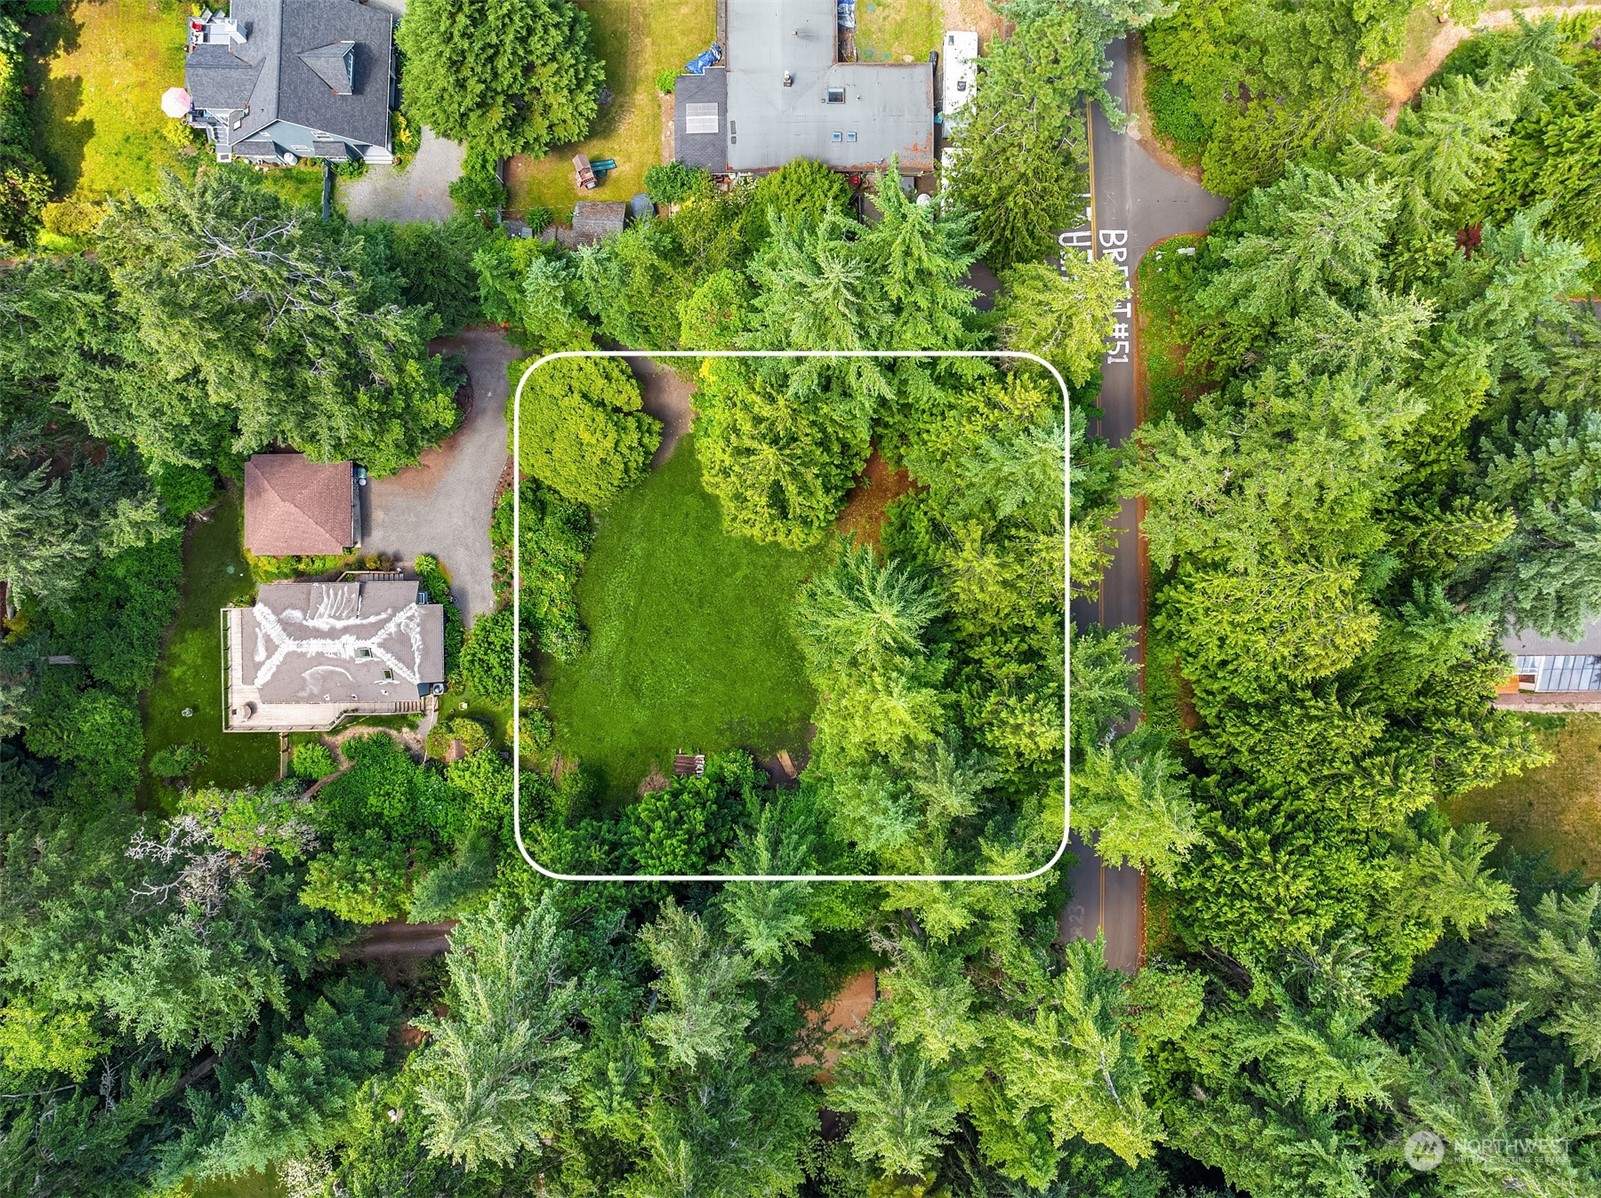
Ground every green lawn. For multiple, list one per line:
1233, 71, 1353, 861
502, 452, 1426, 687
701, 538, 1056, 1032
542, 436, 822, 801
27, 0, 192, 202
255, 162, 327, 210
855, 0, 942, 63
191, 1170, 285, 1198
506, 0, 714, 219
143, 489, 280, 806
1445, 714, 1601, 881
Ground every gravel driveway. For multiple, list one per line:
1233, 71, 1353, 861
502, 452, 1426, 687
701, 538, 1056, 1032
362, 328, 519, 623
341, 129, 464, 225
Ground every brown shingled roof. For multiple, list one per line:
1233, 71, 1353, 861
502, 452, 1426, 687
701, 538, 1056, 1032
243, 453, 354, 556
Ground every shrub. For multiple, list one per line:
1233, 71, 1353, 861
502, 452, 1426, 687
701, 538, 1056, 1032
150, 742, 209, 780
519, 707, 553, 755
391, 109, 421, 163
490, 479, 592, 660
1146, 69, 1209, 162
414, 555, 465, 681
426, 715, 490, 760
461, 607, 519, 700
153, 464, 217, 519
742, 158, 852, 244
655, 68, 679, 95
291, 742, 338, 780
39, 199, 104, 240
450, 144, 507, 213
246, 550, 355, 584
515, 355, 660, 506
643, 161, 710, 205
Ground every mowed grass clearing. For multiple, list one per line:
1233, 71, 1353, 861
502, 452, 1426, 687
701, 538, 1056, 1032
856, 0, 942, 62
142, 488, 280, 805
27, 0, 191, 201
1445, 713, 1601, 880
506, 0, 714, 219
542, 436, 821, 801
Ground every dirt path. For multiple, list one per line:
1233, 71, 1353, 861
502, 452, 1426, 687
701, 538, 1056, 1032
341, 920, 457, 960
941, 0, 1006, 50
1381, 5, 1601, 121
629, 356, 696, 468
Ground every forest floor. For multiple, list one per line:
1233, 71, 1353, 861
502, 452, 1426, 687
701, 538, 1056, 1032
142, 489, 279, 807
541, 435, 820, 803
506, 0, 714, 219
835, 450, 916, 549
1447, 713, 1601, 880
1380, 4, 1601, 121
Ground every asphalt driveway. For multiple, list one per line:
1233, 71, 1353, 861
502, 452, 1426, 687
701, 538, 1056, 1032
362, 328, 520, 623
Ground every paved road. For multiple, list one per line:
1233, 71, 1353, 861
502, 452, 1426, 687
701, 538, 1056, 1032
363, 328, 519, 623
1062, 37, 1229, 973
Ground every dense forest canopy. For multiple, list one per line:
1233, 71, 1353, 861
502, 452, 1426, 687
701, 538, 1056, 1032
1, 0, 1600, 1195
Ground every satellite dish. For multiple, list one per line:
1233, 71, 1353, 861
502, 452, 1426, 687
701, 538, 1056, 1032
161, 87, 192, 119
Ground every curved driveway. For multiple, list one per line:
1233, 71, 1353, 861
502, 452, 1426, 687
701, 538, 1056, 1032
362, 328, 520, 624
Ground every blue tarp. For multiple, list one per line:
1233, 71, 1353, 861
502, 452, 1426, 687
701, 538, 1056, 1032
684, 43, 723, 75
838, 2, 856, 30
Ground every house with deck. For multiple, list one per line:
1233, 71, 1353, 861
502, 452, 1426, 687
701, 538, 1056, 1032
182, 0, 395, 165
224, 578, 445, 731
672, 0, 935, 179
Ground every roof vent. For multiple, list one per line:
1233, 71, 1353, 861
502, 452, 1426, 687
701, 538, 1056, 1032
783, 71, 793, 87
825, 86, 846, 104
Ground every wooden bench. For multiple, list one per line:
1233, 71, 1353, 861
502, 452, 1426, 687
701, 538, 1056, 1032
673, 753, 706, 777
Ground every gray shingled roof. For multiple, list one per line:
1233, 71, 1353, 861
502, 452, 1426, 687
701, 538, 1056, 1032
673, 68, 729, 172
298, 41, 355, 95
186, 42, 262, 109
278, 1, 390, 145
185, 0, 391, 152
721, 0, 933, 174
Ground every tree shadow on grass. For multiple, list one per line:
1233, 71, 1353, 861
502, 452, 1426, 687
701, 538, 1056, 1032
24, 6, 91, 194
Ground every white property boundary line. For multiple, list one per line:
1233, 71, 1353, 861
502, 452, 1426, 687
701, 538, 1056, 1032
511, 349, 1072, 883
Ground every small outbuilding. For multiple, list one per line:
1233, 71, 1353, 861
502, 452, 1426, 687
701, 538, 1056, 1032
243, 452, 358, 557
557, 200, 629, 248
